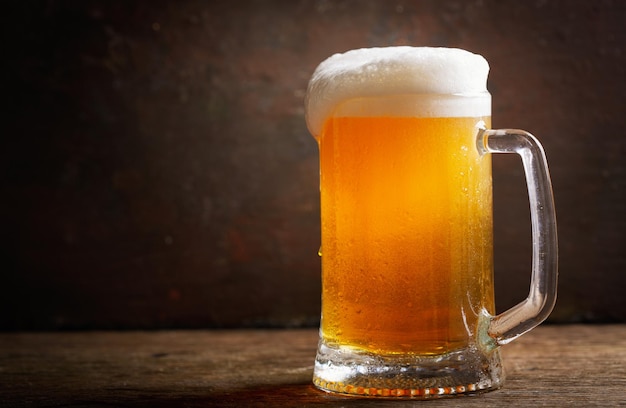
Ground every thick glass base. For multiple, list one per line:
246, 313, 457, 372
312, 340, 504, 398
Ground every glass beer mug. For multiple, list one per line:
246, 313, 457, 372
304, 47, 557, 398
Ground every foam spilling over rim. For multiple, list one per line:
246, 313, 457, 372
305, 47, 490, 136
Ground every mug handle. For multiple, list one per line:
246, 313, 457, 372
477, 126, 558, 349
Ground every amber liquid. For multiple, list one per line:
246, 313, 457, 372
317, 115, 495, 355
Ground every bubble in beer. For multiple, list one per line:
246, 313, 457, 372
305, 47, 490, 136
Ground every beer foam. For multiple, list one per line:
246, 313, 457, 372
305, 47, 490, 136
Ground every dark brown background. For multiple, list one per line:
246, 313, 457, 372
3, 0, 625, 330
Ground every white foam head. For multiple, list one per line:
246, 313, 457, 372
305, 47, 490, 136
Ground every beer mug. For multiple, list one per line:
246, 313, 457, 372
304, 47, 557, 398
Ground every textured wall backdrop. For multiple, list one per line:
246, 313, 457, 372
3, 0, 625, 329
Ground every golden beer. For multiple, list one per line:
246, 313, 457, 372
316, 111, 495, 355
306, 47, 557, 397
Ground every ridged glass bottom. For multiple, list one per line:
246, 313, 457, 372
313, 340, 504, 399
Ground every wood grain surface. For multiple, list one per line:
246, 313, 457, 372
1, 325, 625, 407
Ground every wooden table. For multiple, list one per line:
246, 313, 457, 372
1, 325, 625, 407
